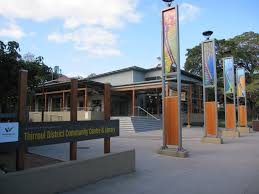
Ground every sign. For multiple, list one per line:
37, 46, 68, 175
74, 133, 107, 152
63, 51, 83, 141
202, 41, 215, 87
224, 57, 235, 94
236, 68, 245, 97
0, 122, 19, 143
23, 120, 119, 146
162, 6, 179, 74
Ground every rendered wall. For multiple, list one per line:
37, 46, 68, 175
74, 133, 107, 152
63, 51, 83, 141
0, 150, 135, 194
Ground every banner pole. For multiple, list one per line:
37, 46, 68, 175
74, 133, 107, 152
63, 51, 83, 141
161, 7, 166, 149
175, 5, 182, 150
223, 58, 227, 129
213, 39, 219, 137
233, 60, 237, 130
201, 42, 206, 137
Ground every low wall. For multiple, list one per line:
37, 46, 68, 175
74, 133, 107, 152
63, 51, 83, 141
29, 111, 104, 122
0, 150, 135, 194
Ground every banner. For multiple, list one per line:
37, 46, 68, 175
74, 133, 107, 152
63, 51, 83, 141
236, 68, 245, 97
162, 7, 178, 74
202, 41, 215, 87
224, 57, 235, 94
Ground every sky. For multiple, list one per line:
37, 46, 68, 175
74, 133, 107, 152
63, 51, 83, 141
0, 0, 258, 77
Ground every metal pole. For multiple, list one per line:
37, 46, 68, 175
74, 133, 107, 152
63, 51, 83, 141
236, 68, 240, 127
213, 39, 219, 137
233, 62, 237, 130
161, 12, 167, 149
201, 42, 207, 137
223, 58, 227, 129
161, 7, 167, 149
176, 5, 182, 150
244, 72, 248, 127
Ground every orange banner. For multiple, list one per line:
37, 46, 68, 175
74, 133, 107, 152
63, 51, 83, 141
164, 96, 178, 145
226, 104, 235, 129
239, 105, 247, 127
205, 102, 217, 136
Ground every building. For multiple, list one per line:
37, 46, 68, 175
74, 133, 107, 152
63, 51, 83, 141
29, 65, 203, 128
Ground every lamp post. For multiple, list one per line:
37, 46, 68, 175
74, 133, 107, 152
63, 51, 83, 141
160, 0, 187, 156
162, 0, 174, 7
161, 0, 174, 149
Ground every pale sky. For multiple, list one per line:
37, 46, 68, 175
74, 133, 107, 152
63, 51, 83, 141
0, 0, 258, 77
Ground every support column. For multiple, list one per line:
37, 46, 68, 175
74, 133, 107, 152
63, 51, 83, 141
41, 88, 45, 122
132, 89, 135, 116
165, 83, 169, 97
157, 92, 160, 116
16, 70, 28, 171
84, 87, 88, 111
62, 91, 65, 111
44, 93, 47, 112
70, 79, 78, 160
187, 84, 192, 128
104, 83, 111, 153
198, 85, 202, 113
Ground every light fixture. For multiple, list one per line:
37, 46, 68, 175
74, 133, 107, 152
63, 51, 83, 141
202, 31, 213, 40
162, 0, 174, 7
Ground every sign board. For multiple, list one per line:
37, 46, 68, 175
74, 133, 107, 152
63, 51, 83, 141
0, 122, 19, 143
202, 40, 216, 87
223, 57, 235, 94
236, 68, 246, 97
162, 6, 179, 75
23, 120, 119, 146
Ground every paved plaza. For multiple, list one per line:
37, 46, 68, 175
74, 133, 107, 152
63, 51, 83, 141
30, 128, 259, 194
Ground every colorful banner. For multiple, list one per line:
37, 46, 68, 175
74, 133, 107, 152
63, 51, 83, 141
202, 41, 215, 87
237, 68, 245, 97
224, 57, 235, 94
162, 7, 178, 74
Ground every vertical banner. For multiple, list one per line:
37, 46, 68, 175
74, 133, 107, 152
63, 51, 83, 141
202, 41, 216, 87
236, 68, 246, 97
236, 68, 247, 127
202, 39, 218, 137
224, 57, 235, 94
162, 7, 178, 75
223, 57, 236, 130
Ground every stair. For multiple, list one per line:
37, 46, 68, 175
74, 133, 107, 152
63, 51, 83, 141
111, 116, 162, 132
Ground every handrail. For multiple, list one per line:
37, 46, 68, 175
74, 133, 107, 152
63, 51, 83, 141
134, 106, 160, 120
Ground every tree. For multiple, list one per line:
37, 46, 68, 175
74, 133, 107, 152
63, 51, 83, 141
184, 31, 259, 120
0, 41, 57, 112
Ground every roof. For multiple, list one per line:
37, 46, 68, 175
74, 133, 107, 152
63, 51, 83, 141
89, 65, 202, 81
45, 75, 71, 85
36, 79, 104, 93
88, 66, 147, 79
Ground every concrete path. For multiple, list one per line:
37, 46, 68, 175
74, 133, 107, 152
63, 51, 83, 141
30, 128, 259, 194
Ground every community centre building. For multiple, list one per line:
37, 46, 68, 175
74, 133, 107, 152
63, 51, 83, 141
29, 65, 203, 130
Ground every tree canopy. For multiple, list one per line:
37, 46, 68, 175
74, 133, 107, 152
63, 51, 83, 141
184, 31, 259, 119
0, 41, 57, 112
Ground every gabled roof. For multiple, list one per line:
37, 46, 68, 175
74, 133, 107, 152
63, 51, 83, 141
89, 65, 202, 81
88, 66, 147, 79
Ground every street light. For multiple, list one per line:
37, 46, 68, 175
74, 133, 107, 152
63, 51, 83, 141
162, 0, 174, 7
202, 30, 213, 40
